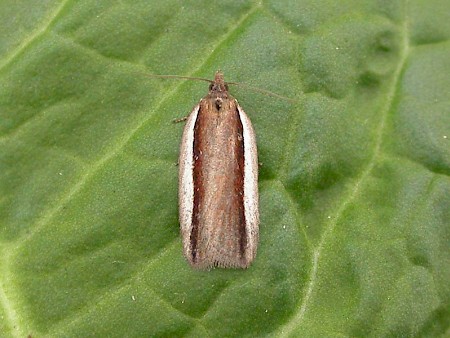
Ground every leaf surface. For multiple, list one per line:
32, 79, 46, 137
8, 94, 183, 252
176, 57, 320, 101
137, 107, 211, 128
0, 0, 449, 337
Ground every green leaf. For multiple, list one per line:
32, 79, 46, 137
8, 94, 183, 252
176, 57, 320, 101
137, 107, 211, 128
1, 0, 449, 337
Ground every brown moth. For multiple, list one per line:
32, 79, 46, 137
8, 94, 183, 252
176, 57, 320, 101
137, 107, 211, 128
178, 71, 259, 269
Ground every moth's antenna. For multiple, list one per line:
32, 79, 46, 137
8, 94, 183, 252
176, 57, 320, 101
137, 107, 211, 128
139, 73, 214, 83
140, 72, 296, 103
226, 81, 297, 103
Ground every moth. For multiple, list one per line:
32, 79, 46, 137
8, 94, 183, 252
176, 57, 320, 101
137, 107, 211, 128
178, 71, 259, 269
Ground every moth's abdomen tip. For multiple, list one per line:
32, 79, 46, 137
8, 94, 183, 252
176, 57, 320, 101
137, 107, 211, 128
186, 256, 254, 270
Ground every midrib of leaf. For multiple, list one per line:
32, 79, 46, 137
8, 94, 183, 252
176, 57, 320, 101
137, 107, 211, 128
277, 4, 411, 337
0, 4, 261, 336
0, 0, 69, 72
0, 247, 21, 337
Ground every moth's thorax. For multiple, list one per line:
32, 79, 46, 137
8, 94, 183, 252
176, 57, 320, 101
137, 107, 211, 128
201, 95, 236, 115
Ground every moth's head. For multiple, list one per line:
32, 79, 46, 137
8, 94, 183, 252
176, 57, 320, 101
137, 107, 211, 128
209, 71, 229, 94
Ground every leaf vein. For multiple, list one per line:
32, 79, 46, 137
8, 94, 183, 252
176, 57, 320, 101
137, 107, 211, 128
277, 3, 411, 335
0, 0, 70, 72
